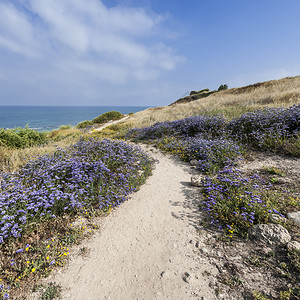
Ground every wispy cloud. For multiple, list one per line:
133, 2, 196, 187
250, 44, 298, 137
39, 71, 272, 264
0, 0, 183, 104
0, 2, 40, 57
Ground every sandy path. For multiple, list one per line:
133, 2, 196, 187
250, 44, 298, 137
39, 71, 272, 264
89, 116, 130, 133
47, 147, 218, 300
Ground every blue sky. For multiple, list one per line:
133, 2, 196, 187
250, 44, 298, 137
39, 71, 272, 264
0, 0, 299, 106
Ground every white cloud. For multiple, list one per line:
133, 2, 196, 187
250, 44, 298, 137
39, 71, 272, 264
12, 0, 181, 75
0, 2, 40, 56
0, 0, 183, 105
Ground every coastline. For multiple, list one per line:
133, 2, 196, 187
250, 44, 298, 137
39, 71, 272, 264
0, 106, 150, 132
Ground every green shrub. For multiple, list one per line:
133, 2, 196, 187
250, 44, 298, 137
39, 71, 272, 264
190, 89, 210, 95
59, 125, 72, 130
0, 127, 47, 149
199, 88, 210, 93
76, 120, 93, 129
218, 84, 228, 91
92, 111, 123, 124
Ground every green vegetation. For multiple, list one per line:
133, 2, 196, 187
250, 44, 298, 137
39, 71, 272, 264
198, 88, 210, 93
75, 111, 124, 130
92, 111, 123, 124
76, 120, 93, 129
218, 84, 228, 91
263, 166, 286, 177
47, 127, 82, 142
39, 282, 62, 300
252, 291, 271, 300
0, 126, 47, 149
58, 125, 72, 130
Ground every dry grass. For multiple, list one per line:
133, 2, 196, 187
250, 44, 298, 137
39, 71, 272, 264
0, 131, 82, 174
124, 76, 300, 128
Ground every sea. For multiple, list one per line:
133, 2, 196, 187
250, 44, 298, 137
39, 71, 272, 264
0, 106, 150, 132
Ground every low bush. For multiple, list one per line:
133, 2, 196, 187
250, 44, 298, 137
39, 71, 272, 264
201, 167, 300, 236
0, 127, 47, 149
155, 136, 242, 174
227, 104, 300, 155
58, 125, 72, 130
92, 111, 123, 124
218, 84, 228, 91
126, 115, 226, 141
76, 120, 93, 129
47, 128, 81, 142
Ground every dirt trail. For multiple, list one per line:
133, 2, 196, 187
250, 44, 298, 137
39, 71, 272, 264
45, 146, 218, 300
89, 116, 130, 133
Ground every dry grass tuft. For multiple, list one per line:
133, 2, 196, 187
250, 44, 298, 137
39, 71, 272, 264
0, 135, 80, 174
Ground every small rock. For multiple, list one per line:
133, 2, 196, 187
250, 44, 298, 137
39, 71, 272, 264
248, 224, 291, 246
258, 246, 273, 256
195, 241, 200, 248
191, 175, 204, 187
209, 278, 217, 287
287, 241, 300, 252
160, 271, 167, 278
200, 247, 209, 254
189, 240, 193, 244
216, 251, 223, 257
183, 272, 191, 283
270, 214, 286, 224
190, 159, 198, 166
287, 211, 300, 225
230, 255, 242, 261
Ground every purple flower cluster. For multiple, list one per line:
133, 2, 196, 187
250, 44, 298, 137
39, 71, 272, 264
0, 283, 10, 299
126, 104, 299, 155
0, 138, 152, 243
201, 167, 282, 234
155, 136, 242, 174
184, 137, 242, 173
126, 115, 226, 141
126, 115, 242, 173
227, 104, 300, 147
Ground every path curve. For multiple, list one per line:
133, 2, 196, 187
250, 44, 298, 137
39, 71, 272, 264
47, 146, 218, 300
89, 116, 130, 133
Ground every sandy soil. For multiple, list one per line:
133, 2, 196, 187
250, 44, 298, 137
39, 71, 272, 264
39, 146, 218, 300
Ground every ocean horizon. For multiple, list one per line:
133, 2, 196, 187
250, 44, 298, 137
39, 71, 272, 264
0, 105, 150, 132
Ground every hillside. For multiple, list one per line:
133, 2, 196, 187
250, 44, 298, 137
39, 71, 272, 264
118, 76, 300, 129
0, 75, 299, 299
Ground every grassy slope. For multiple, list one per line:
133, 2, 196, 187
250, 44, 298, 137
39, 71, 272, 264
119, 76, 300, 129
1, 75, 299, 299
